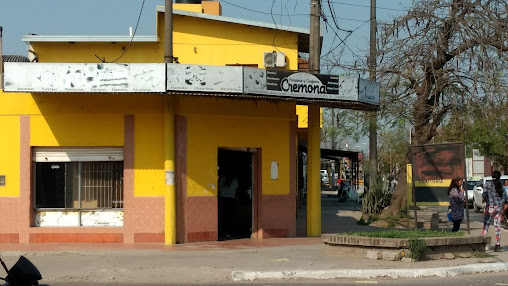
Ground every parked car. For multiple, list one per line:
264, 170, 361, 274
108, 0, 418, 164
465, 177, 480, 206
472, 175, 508, 213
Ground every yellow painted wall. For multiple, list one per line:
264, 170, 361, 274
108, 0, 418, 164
177, 96, 296, 197
296, 105, 323, 129
170, 14, 298, 69
30, 115, 124, 146
7, 3, 306, 200
173, 3, 202, 13
30, 42, 162, 63
134, 114, 165, 196
0, 116, 21, 197
32, 9, 299, 71
296, 105, 308, 128
0, 90, 167, 197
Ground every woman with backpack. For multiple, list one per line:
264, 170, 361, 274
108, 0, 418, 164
482, 170, 504, 252
448, 177, 465, 232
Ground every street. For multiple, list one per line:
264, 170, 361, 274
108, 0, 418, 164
2, 197, 507, 285
42, 271, 508, 285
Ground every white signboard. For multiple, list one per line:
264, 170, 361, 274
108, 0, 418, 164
4, 62, 380, 107
358, 78, 380, 105
167, 64, 243, 93
4, 63, 165, 92
337, 76, 359, 101
244, 67, 379, 106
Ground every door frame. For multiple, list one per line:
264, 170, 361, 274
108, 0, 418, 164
217, 147, 261, 240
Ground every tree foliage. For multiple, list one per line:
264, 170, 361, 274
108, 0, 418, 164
377, 124, 410, 180
465, 100, 508, 171
375, 0, 508, 215
321, 108, 367, 150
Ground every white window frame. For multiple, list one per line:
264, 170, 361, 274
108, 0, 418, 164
32, 147, 124, 227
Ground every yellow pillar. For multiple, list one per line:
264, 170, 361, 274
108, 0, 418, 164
164, 96, 177, 244
307, 104, 321, 236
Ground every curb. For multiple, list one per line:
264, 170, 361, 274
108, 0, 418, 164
231, 262, 508, 281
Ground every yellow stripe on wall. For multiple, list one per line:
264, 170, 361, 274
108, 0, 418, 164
0, 116, 20, 197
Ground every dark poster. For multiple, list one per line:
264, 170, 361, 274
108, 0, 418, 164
411, 143, 465, 203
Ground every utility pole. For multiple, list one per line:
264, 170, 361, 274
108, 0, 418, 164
368, 0, 378, 188
331, 109, 335, 149
164, 0, 176, 245
309, 0, 320, 74
164, 0, 173, 63
0, 26, 3, 89
307, 0, 322, 237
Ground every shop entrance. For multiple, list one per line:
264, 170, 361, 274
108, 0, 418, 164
217, 148, 253, 241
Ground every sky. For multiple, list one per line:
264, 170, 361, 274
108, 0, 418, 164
0, 0, 410, 152
0, 0, 409, 70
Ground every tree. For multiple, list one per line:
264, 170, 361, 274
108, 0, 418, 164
374, 0, 508, 215
466, 100, 508, 172
321, 108, 366, 150
377, 125, 410, 182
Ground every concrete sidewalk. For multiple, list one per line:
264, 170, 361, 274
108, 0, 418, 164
0, 199, 507, 284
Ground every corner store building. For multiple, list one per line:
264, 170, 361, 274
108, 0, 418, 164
0, 1, 379, 244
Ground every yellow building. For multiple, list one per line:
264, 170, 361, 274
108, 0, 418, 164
0, 0, 378, 244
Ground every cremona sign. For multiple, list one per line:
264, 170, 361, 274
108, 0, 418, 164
4, 63, 380, 107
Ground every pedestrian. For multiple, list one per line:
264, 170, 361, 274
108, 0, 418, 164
482, 185, 491, 232
482, 171, 504, 252
501, 179, 508, 227
448, 177, 465, 232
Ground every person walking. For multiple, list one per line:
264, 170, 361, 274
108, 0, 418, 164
448, 178, 465, 232
501, 179, 508, 227
482, 185, 492, 232
482, 171, 504, 252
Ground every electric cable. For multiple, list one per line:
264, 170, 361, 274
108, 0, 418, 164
330, 0, 409, 12
94, 0, 146, 63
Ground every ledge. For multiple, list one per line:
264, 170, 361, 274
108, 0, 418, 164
322, 234, 491, 248
322, 234, 491, 260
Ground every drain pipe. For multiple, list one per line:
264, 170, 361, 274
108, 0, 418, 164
0, 26, 3, 90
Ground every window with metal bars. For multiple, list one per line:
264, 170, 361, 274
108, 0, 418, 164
35, 161, 123, 210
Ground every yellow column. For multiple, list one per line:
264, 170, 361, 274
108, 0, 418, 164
307, 104, 321, 236
164, 96, 177, 244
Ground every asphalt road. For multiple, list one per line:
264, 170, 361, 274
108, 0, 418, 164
42, 271, 508, 285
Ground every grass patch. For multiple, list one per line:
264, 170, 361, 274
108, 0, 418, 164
342, 229, 465, 239
472, 251, 491, 258
408, 238, 426, 261
357, 210, 414, 227
356, 214, 380, 225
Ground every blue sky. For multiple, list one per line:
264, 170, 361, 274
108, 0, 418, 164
0, 0, 409, 73
0, 0, 410, 152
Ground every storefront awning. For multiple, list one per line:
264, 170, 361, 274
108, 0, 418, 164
4, 63, 380, 111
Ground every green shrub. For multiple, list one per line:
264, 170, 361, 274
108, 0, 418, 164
398, 206, 412, 219
408, 238, 426, 261
362, 182, 392, 215
356, 214, 380, 225
357, 217, 369, 225
472, 251, 490, 258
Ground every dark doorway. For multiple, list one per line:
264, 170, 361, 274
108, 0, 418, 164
217, 149, 253, 241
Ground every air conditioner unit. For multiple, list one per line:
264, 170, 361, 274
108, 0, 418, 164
263, 51, 286, 67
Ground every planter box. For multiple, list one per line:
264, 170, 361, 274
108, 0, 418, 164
322, 234, 491, 260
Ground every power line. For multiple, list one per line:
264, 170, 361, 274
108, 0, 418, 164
221, 0, 308, 16
322, 18, 365, 63
330, 1, 409, 12
321, 17, 370, 59
95, 0, 146, 63
220, 0, 369, 22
